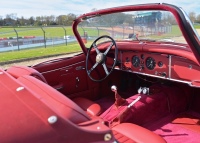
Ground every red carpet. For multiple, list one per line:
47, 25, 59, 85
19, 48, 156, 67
146, 111, 200, 143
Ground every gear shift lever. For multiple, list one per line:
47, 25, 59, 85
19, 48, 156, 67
111, 85, 126, 108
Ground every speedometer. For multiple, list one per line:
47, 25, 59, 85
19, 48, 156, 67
145, 57, 156, 70
132, 56, 140, 68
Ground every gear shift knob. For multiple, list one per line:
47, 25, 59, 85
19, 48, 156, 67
111, 85, 117, 92
111, 85, 126, 108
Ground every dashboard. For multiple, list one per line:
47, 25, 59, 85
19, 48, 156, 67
99, 41, 200, 87
117, 50, 200, 87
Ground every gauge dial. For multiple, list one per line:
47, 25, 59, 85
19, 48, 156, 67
145, 57, 156, 70
158, 61, 163, 67
132, 56, 140, 67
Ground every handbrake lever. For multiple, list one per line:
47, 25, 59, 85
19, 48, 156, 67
127, 96, 141, 108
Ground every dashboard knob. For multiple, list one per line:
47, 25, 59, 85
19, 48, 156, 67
161, 72, 166, 77
111, 85, 117, 92
139, 65, 144, 71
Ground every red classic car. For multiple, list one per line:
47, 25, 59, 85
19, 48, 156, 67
1, 3, 200, 143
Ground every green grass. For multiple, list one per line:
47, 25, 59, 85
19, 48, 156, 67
0, 43, 82, 62
147, 25, 182, 39
0, 26, 104, 38
194, 25, 200, 29
0, 26, 75, 38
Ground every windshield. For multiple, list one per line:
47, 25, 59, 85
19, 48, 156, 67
77, 10, 199, 48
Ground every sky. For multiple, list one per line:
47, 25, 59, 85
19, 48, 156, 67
1, 0, 200, 18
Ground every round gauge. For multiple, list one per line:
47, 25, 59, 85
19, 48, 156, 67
158, 61, 163, 67
145, 57, 156, 70
132, 56, 140, 67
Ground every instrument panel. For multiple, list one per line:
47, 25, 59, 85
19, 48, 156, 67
116, 50, 200, 87
120, 51, 169, 78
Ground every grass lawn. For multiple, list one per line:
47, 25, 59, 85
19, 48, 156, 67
0, 43, 82, 62
194, 25, 200, 29
147, 25, 182, 39
0, 26, 72, 38
0, 26, 106, 38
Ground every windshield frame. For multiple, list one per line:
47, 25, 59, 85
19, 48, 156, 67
72, 3, 200, 64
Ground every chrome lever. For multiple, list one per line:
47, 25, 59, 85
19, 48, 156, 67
76, 77, 80, 88
76, 66, 85, 70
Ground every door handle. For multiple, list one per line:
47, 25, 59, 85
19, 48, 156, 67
76, 77, 80, 88
76, 66, 85, 70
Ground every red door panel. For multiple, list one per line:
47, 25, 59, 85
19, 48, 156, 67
33, 54, 97, 98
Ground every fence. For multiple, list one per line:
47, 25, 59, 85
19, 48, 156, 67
0, 24, 173, 52
78, 24, 172, 41
0, 26, 76, 52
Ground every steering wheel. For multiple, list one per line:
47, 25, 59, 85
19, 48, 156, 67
86, 35, 118, 82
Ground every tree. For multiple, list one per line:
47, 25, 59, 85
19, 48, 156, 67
34, 16, 42, 26
5, 14, 13, 25
56, 15, 68, 25
29, 16, 35, 25
49, 15, 57, 25
19, 16, 25, 26
0, 16, 3, 26
66, 13, 76, 26
189, 12, 196, 24
196, 14, 200, 23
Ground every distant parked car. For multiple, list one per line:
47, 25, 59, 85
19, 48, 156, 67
63, 35, 71, 39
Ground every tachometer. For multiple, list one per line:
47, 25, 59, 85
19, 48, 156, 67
132, 56, 140, 67
145, 57, 156, 70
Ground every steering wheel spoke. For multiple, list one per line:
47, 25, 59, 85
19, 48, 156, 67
93, 43, 100, 54
104, 43, 113, 55
102, 63, 109, 75
88, 62, 99, 75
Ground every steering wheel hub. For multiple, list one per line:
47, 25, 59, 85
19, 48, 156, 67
96, 53, 105, 63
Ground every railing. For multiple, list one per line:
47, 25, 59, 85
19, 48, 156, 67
0, 26, 72, 52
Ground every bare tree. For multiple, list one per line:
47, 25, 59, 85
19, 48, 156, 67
29, 16, 35, 25
19, 16, 25, 26
34, 16, 42, 26
196, 14, 200, 23
189, 12, 196, 24
66, 13, 76, 26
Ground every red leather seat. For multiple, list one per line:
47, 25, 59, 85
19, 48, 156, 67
112, 123, 166, 143
73, 97, 102, 116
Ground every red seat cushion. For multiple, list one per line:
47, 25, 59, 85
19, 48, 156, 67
112, 123, 166, 143
73, 97, 102, 116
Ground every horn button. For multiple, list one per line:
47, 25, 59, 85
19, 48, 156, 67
96, 53, 105, 64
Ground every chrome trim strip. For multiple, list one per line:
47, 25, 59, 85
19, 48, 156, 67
41, 61, 85, 74
169, 55, 171, 79
161, 44, 187, 49
120, 51, 123, 69
116, 68, 196, 87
